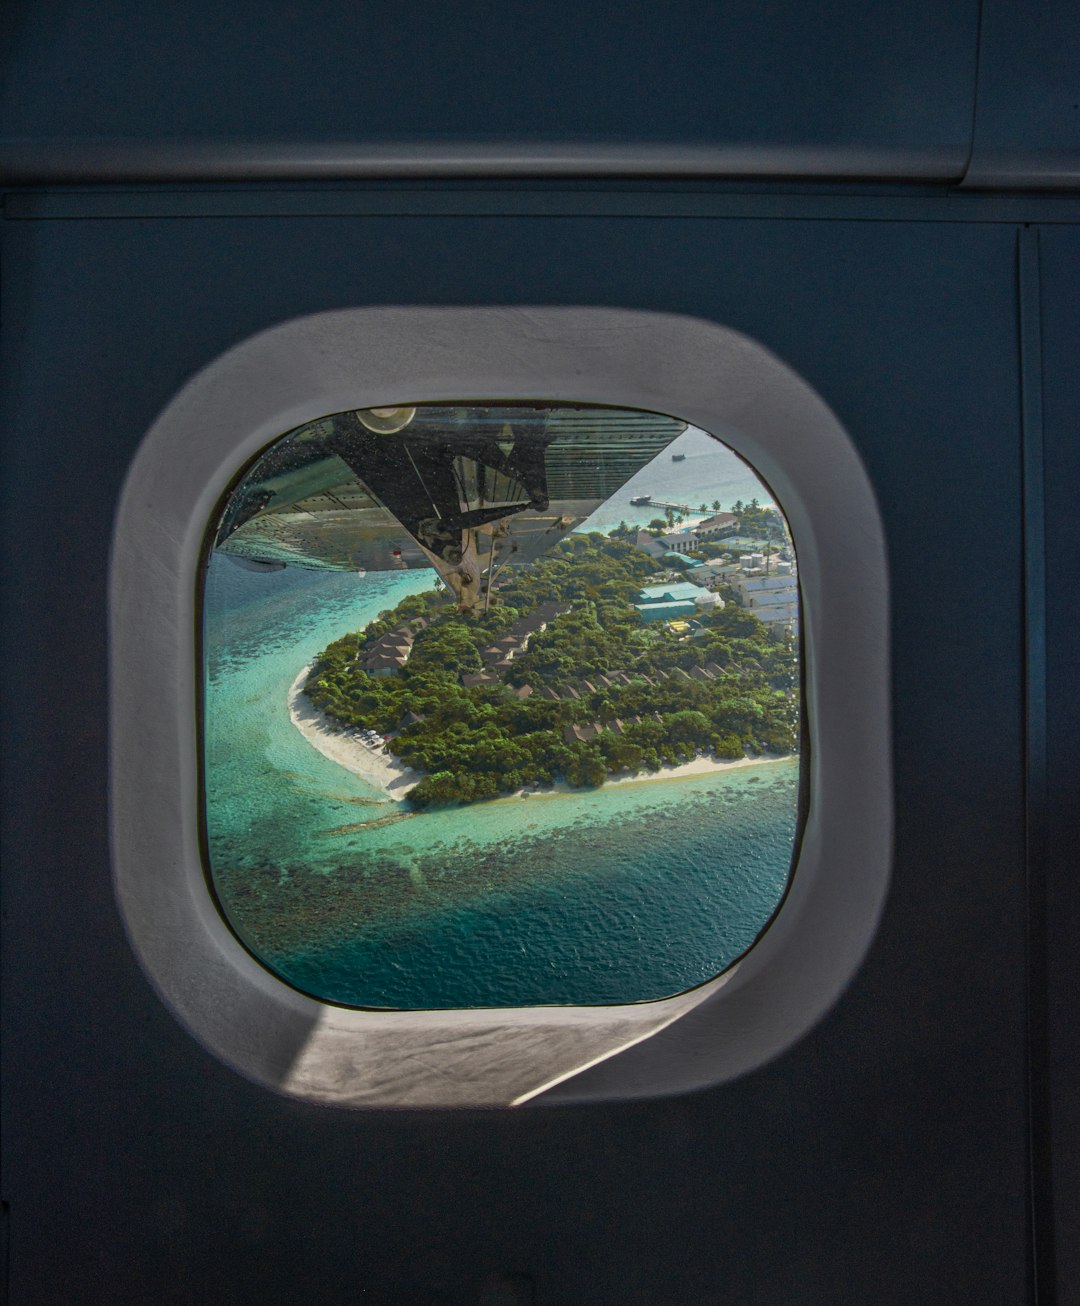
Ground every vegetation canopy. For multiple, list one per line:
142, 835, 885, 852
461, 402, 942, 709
305, 533, 798, 808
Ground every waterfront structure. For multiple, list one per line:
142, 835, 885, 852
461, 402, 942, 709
694, 512, 739, 540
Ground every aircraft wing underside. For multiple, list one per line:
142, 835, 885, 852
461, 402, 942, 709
214, 406, 686, 606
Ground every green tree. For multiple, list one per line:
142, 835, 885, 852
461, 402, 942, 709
305, 529, 798, 809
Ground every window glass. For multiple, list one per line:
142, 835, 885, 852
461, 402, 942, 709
202, 404, 801, 1008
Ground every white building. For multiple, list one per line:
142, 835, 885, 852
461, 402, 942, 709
693, 511, 738, 540
690, 559, 744, 590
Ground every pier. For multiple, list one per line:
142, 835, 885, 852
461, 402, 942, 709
628, 494, 691, 513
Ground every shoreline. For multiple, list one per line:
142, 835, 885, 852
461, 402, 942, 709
587, 750, 789, 789
288, 667, 423, 800
505, 752, 791, 804
289, 664, 792, 805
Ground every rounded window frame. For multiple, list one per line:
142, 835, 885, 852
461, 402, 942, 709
110, 307, 891, 1108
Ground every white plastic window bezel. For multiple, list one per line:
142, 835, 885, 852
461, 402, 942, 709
109, 306, 891, 1108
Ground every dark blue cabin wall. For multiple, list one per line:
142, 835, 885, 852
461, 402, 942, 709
2, 0, 979, 181
0, 202, 1041, 1304
1039, 223, 1080, 1305
964, 0, 1080, 188
8, 0, 1080, 189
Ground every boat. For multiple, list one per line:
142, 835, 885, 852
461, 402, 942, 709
671, 453, 686, 461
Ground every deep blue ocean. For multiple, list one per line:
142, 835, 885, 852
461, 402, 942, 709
202, 430, 800, 1008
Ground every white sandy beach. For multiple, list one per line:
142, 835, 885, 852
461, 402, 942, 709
288, 667, 423, 799
508, 752, 789, 802
290, 664, 790, 803
603, 751, 787, 787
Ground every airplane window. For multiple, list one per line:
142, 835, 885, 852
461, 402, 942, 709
201, 403, 802, 1009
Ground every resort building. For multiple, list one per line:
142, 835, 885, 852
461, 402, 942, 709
364, 652, 408, 676
633, 530, 668, 560
635, 580, 724, 623
689, 559, 740, 587
361, 622, 423, 675
562, 722, 603, 744
363, 644, 410, 674
693, 511, 739, 540
636, 600, 698, 623
461, 671, 500, 687
733, 573, 800, 629
637, 579, 700, 605
657, 529, 700, 554
506, 601, 570, 643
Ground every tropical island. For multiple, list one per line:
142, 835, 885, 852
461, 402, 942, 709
301, 532, 798, 809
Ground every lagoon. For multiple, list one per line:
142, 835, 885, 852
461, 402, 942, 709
203, 448, 799, 1009
204, 559, 799, 1008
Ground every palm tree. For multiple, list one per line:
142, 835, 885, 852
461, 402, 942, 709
711, 499, 722, 511
698, 502, 708, 513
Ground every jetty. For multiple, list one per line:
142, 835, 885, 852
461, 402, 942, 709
628, 494, 691, 513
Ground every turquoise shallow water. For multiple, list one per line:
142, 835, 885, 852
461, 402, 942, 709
203, 468, 800, 1007
278, 763, 799, 1008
